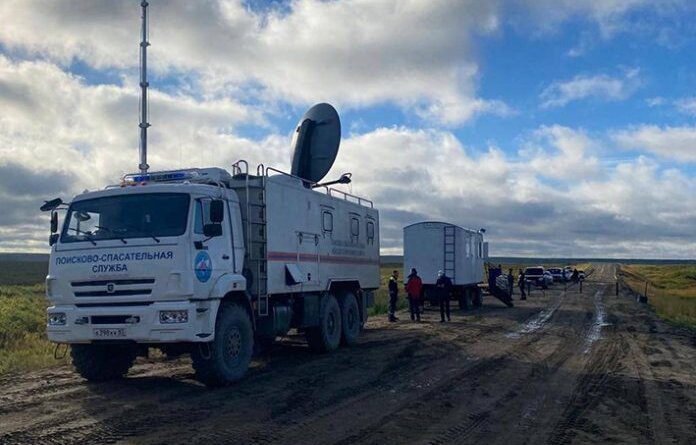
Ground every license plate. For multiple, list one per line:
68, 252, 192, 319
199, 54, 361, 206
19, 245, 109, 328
93, 328, 126, 338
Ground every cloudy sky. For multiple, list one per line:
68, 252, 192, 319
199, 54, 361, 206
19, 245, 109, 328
0, 0, 694, 258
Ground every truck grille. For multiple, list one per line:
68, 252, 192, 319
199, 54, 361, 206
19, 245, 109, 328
71, 278, 155, 298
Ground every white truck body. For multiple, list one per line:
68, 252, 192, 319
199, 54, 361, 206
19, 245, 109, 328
403, 221, 486, 286
45, 165, 379, 384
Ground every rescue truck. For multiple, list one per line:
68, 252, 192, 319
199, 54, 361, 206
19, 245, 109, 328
40, 3, 379, 386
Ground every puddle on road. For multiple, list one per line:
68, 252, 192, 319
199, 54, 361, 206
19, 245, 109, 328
506, 296, 563, 339
583, 288, 611, 353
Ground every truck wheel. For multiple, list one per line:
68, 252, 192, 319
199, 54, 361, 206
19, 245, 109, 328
338, 291, 360, 346
71, 344, 137, 381
191, 303, 254, 387
306, 294, 342, 353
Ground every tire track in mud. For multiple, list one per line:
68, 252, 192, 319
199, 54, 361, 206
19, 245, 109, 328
154, 323, 507, 445
331, 289, 593, 445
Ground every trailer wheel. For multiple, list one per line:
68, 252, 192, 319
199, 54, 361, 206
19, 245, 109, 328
471, 288, 481, 308
191, 303, 254, 387
338, 291, 360, 346
306, 294, 342, 353
71, 344, 137, 381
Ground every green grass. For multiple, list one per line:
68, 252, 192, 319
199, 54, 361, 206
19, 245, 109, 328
369, 264, 408, 316
0, 284, 66, 375
620, 264, 696, 328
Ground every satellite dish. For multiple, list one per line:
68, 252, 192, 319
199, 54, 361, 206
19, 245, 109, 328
290, 103, 341, 184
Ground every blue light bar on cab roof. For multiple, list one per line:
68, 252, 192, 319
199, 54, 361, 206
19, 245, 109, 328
122, 169, 200, 183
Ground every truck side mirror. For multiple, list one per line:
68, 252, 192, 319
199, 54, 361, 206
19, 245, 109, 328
50, 211, 58, 233
49, 233, 59, 246
209, 200, 224, 223
203, 223, 222, 238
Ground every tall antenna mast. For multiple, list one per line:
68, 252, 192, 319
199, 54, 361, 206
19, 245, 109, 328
138, 1, 150, 173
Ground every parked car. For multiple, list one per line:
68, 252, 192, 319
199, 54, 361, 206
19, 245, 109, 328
524, 266, 547, 288
547, 267, 565, 282
563, 266, 573, 281
543, 271, 554, 286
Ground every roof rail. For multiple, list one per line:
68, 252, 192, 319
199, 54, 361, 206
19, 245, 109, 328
232, 160, 374, 209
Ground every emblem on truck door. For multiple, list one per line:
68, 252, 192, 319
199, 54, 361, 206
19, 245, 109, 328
106, 283, 115, 294
194, 251, 213, 283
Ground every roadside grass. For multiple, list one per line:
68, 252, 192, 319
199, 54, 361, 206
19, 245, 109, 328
620, 264, 696, 328
0, 284, 67, 375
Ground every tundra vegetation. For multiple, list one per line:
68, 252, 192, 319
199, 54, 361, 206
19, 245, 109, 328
0, 260, 68, 375
620, 264, 696, 328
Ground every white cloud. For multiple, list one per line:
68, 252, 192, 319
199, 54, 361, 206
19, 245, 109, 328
612, 125, 696, 162
0, 0, 508, 126
675, 97, 696, 116
513, 0, 650, 36
540, 68, 641, 108
522, 125, 601, 180
325, 127, 695, 257
0, 56, 693, 257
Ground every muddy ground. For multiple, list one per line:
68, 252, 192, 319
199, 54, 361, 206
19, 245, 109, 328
1, 263, 694, 444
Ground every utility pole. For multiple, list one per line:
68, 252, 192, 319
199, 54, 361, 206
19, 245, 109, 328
139, 1, 150, 173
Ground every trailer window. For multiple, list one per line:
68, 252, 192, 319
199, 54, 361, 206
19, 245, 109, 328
350, 216, 360, 241
366, 220, 375, 244
478, 242, 482, 258
322, 211, 333, 236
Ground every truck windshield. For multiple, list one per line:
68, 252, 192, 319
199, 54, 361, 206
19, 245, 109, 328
61, 193, 190, 243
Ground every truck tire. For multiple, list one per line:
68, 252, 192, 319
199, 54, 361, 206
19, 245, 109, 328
191, 303, 254, 387
338, 291, 360, 346
306, 294, 342, 353
71, 344, 137, 381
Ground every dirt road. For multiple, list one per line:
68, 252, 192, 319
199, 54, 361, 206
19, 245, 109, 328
1, 263, 695, 444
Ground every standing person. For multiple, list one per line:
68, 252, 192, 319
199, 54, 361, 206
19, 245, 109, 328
571, 268, 579, 284
518, 270, 527, 300
507, 268, 514, 298
388, 270, 399, 322
405, 268, 423, 322
436, 270, 452, 322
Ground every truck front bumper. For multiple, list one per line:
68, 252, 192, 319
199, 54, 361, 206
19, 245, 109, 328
47, 300, 220, 344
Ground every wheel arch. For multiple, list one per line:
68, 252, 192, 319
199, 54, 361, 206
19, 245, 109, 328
220, 291, 256, 331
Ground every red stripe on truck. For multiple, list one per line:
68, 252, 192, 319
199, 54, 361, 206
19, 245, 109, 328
267, 251, 379, 265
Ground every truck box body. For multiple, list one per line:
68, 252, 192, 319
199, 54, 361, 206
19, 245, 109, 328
229, 171, 380, 297
403, 222, 486, 286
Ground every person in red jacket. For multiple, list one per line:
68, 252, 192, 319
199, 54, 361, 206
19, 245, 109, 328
405, 268, 423, 322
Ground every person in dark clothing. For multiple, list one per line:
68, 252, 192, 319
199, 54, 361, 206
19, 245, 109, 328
405, 268, 423, 322
436, 270, 452, 322
388, 270, 399, 322
571, 268, 579, 283
507, 268, 514, 297
518, 270, 527, 300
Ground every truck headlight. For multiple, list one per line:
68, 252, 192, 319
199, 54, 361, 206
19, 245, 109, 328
159, 310, 188, 324
48, 312, 67, 326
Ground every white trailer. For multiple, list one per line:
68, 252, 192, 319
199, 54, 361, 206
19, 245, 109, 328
403, 221, 487, 309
